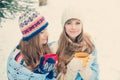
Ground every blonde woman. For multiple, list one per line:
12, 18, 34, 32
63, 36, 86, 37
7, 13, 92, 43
56, 8, 99, 80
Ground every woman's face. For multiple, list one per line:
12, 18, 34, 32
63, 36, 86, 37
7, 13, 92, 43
65, 19, 83, 40
39, 28, 48, 44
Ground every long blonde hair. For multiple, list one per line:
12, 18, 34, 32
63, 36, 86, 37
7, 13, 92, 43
56, 20, 95, 79
19, 34, 51, 70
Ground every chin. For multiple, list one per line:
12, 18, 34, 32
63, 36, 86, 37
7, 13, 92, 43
70, 35, 77, 39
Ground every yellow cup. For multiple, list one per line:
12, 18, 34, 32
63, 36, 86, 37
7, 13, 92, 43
74, 52, 90, 67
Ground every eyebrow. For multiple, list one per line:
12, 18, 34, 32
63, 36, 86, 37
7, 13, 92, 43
67, 19, 80, 23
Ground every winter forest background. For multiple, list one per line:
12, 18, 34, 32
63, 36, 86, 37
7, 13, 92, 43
0, 0, 120, 80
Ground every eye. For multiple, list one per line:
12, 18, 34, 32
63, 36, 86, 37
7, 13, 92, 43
76, 22, 80, 25
66, 22, 71, 25
40, 30, 44, 33
40, 29, 47, 33
40, 31, 44, 34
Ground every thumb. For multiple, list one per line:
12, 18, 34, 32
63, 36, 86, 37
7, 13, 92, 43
39, 56, 45, 67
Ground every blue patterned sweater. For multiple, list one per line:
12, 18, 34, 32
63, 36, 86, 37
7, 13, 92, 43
7, 46, 56, 80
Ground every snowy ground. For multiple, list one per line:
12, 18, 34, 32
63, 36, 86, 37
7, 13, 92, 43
0, 0, 120, 80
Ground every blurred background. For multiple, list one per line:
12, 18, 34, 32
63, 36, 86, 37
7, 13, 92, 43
0, 0, 120, 80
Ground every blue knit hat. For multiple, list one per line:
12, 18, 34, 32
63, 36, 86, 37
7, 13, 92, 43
19, 8, 48, 41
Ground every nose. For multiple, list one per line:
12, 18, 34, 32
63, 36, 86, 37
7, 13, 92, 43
71, 24, 76, 29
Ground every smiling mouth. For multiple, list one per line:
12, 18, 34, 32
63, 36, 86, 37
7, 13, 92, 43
70, 31, 77, 33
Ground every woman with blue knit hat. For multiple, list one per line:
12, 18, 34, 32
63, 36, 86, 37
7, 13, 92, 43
7, 8, 57, 80
56, 7, 99, 80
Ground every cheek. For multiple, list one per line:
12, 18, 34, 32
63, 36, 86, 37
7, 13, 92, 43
78, 28, 82, 33
39, 35, 43, 42
39, 34, 48, 44
65, 26, 70, 33
77, 25, 82, 32
39, 34, 43, 39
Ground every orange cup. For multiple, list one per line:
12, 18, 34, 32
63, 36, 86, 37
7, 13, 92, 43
74, 52, 90, 67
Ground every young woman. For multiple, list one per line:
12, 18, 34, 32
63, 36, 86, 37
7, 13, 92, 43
56, 8, 99, 80
7, 9, 56, 80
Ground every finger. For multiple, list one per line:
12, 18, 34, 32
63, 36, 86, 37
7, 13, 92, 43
46, 58, 55, 64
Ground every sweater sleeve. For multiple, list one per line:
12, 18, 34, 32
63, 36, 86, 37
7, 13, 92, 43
7, 47, 56, 80
78, 49, 99, 80
45, 77, 56, 80
90, 49, 99, 80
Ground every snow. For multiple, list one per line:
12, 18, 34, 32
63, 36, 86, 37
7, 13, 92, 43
0, 0, 120, 80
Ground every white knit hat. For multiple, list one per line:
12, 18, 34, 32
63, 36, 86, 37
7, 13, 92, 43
61, 7, 84, 27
